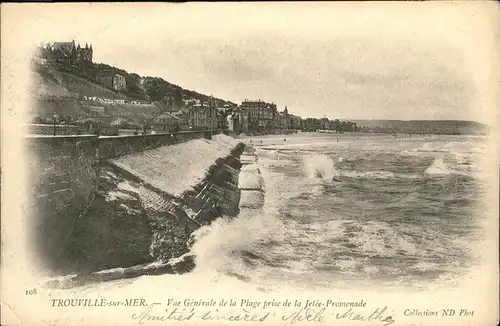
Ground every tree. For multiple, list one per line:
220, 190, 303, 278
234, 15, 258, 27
31, 116, 43, 124
173, 88, 183, 108
111, 118, 138, 129
332, 119, 341, 132
77, 118, 103, 128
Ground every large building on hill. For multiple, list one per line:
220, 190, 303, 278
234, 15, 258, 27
36, 40, 94, 77
35, 40, 124, 92
94, 70, 127, 91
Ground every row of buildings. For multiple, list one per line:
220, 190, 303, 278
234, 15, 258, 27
33, 40, 357, 135
42, 95, 357, 135
150, 98, 225, 133
229, 100, 300, 134
149, 99, 357, 135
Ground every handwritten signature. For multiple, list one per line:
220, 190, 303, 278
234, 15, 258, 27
336, 306, 395, 326
281, 306, 394, 325
132, 303, 395, 325
132, 303, 270, 324
281, 307, 326, 323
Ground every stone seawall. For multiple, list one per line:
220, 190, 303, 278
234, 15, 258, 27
51, 135, 245, 281
26, 131, 245, 282
25, 135, 99, 271
25, 131, 214, 274
24, 124, 81, 136
97, 131, 213, 159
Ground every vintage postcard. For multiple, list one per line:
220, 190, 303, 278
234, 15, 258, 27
1, 2, 499, 325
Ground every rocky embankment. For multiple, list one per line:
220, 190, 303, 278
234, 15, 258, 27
47, 134, 245, 288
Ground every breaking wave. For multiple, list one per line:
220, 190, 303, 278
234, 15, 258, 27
425, 157, 460, 175
425, 157, 450, 175
302, 154, 338, 181
192, 136, 486, 290
341, 170, 397, 179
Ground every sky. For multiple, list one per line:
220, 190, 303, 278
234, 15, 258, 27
4, 2, 500, 122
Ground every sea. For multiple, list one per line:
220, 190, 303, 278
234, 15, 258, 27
44, 132, 494, 296
187, 132, 492, 291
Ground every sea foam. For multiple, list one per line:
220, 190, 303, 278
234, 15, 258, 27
425, 157, 452, 175
302, 154, 339, 181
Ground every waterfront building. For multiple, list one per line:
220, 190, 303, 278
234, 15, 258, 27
320, 117, 331, 130
303, 118, 322, 131
239, 99, 277, 131
277, 112, 288, 131
279, 106, 290, 131
188, 103, 217, 130
289, 114, 302, 131
238, 110, 250, 133
151, 112, 186, 133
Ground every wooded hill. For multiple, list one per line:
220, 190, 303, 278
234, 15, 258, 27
92, 62, 236, 107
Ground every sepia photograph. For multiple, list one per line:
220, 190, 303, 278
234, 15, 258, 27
1, 2, 499, 325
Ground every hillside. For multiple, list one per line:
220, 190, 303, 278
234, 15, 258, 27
92, 62, 236, 106
33, 65, 133, 101
353, 119, 490, 135
30, 65, 160, 122
29, 61, 236, 123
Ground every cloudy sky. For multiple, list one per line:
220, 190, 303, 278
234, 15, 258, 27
4, 2, 500, 122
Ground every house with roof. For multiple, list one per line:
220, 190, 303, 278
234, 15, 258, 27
94, 70, 127, 91
150, 111, 188, 133
188, 103, 217, 130
239, 99, 277, 131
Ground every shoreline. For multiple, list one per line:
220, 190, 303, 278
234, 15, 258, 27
236, 131, 488, 139
43, 136, 249, 289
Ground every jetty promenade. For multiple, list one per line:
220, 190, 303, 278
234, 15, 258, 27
26, 130, 252, 286
238, 146, 265, 210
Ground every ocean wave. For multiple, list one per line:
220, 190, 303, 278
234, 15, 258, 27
416, 149, 448, 153
302, 154, 339, 181
189, 137, 483, 288
424, 157, 466, 176
344, 221, 426, 259
333, 259, 361, 273
341, 170, 396, 179
190, 212, 283, 274
400, 150, 424, 157
336, 169, 421, 179
419, 142, 447, 152
310, 185, 324, 197
301, 153, 428, 180
411, 261, 439, 272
